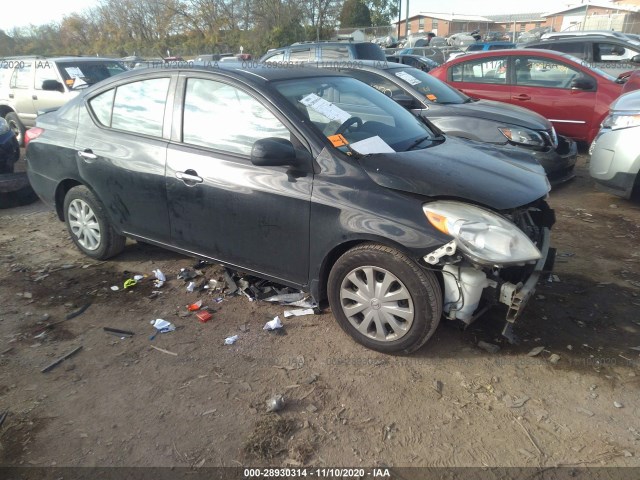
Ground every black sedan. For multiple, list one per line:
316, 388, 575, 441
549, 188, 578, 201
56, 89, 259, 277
320, 60, 577, 184
26, 66, 555, 353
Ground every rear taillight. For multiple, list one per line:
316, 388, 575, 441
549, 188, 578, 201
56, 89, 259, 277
24, 127, 44, 148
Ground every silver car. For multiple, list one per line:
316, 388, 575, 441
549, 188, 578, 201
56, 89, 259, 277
589, 90, 640, 199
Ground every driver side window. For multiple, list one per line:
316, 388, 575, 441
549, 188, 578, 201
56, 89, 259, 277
183, 78, 290, 156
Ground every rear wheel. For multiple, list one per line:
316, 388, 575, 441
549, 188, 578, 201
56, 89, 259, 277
5, 113, 26, 147
328, 243, 442, 354
63, 185, 126, 259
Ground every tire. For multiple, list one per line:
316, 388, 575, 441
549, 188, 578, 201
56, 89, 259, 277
5, 113, 26, 147
63, 185, 126, 259
328, 243, 442, 354
0, 173, 38, 209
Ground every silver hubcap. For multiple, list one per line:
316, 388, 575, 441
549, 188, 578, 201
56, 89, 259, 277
339, 266, 414, 342
68, 199, 101, 251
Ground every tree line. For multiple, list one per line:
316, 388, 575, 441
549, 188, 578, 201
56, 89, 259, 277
0, 0, 397, 59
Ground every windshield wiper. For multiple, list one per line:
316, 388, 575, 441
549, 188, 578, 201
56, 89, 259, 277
406, 136, 431, 151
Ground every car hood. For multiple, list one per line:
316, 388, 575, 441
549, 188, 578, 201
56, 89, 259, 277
358, 136, 550, 210
431, 99, 552, 131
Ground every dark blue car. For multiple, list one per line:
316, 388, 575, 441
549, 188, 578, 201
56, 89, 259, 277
465, 42, 516, 52
0, 116, 20, 173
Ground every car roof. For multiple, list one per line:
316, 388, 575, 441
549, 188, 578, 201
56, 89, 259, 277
445, 48, 582, 62
103, 64, 346, 84
529, 36, 636, 45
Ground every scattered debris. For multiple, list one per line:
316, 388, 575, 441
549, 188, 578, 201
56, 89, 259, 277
630, 346, 640, 352
506, 395, 530, 408
65, 302, 92, 321
0, 410, 7, 429
527, 346, 545, 357
196, 311, 212, 323
41, 346, 83, 373
264, 292, 306, 304
186, 282, 196, 293
266, 394, 285, 413
284, 308, 315, 318
549, 354, 561, 365
223, 270, 238, 294
187, 300, 203, 311
150, 345, 178, 356
110, 286, 119, 291
153, 269, 166, 288
264, 316, 283, 331
103, 327, 134, 338
614, 401, 624, 409
224, 335, 239, 345
305, 374, 319, 385
150, 319, 175, 339
433, 380, 443, 395
244, 417, 294, 459
123, 278, 137, 289
576, 407, 595, 417
202, 409, 217, 416
477, 341, 500, 354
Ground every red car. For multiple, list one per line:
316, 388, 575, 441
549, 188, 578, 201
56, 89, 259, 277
430, 49, 639, 143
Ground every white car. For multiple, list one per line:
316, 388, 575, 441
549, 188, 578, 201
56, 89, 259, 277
589, 90, 640, 199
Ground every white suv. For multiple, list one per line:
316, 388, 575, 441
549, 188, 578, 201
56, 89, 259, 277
0, 56, 127, 145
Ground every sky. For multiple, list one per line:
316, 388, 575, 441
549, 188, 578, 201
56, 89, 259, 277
0, 0, 583, 31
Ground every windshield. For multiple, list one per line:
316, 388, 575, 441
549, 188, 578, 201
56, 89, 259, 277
57, 61, 128, 89
392, 67, 470, 104
273, 76, 437, 153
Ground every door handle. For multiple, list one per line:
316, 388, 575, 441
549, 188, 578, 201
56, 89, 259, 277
77, 149, 97, 160
8, 93, 14, 99
32, 95, 38, 100
511, 94, 531, 101
176, 170, 203, 186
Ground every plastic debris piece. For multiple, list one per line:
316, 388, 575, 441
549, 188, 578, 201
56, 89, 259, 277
152, 269, 166, 288
433, 380, 443, 395
66, 302, 92, 320
103, 327, 134, 338
263, 316, 283, 331
178, 268, 197, 281
110, 286, 119, 291
223, 270, 238, 293
266, 394, 285, 413
630, 346, 640, 352
614, 401, 624, 408
478, 341, 500, 354
224, 335, 238, 345
187, 300, 203, 311
123, 278, 137, 289
527, 346, 545, 357
286, 298, 318, 309
196, 311, 212, 323
263, 292, 306, 304
133, 274, 144, 281
214, 297, 224, 303
41, 346, 83, 373
284, 308, 315, 318
549, 354, 561, 365
186, 282, 196, 293
150, 319, 175, 334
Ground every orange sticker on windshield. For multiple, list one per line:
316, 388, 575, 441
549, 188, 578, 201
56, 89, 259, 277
328, 134, 348, 147
426, 94, 437, 101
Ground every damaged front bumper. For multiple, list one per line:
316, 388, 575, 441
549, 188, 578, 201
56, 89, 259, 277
424, 208, 555, 343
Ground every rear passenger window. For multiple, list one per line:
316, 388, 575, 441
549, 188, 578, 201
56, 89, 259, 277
11, 63, 32, 89
89, 89, 115, 126
320, 46, 349, 60
105, 78, 170, 136
451, 58, 507, 83
290, 48, 314, 61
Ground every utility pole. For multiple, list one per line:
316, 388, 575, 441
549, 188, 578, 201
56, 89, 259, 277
405, 0, 410, 40
397, 0, 402, 39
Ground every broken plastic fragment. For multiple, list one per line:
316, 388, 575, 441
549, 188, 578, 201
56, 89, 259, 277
123, 278, 137, 289
224, 335, 238, 345
263, 292, 306, 304
110, 286, 119, 291
150, 319, 175, 333
196, 311, 212, 323
283, 308, 315, 318
152, 269, 166, 288
186, 282, 196, 293
133, 274, 144, 281
263, 316, 283, 331
187, 300, 203, 311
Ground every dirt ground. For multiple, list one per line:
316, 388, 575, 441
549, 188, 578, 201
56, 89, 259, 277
0, 154, 639, 471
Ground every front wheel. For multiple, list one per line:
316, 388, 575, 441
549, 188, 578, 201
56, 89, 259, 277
328, 243, 442, 354
63, 186, 126, 259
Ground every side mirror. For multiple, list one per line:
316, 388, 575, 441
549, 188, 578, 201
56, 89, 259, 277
41, 79, 65, 93
251, 138, 298, 167
631, 55, 640, 64
570, 76, 596, 91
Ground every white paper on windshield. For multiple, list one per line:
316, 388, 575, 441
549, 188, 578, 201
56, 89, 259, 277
65, 67, 85, 79
395, 71, 421, 86
72, 77, 87, 89
299, 93, 351, 123
350, 136, 395, 154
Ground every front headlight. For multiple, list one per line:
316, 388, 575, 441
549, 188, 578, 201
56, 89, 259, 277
498, 126, 545, 148
601, 112, 640, 130
0, 118, 9, 135
423, 201, 541, 266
